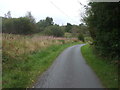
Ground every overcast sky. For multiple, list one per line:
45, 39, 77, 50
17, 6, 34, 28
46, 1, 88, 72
0, 0, 89, 25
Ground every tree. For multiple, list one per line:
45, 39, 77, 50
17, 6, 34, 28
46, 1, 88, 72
45, 17, 54, 26
4, 11, 12, 18
36, 17, 54, 32
14, 17, 35, 34
78, 24, 90, 37
78, 33, 84, 42
65, 23, 72, 32
2, 18, 15, 33
25, 12, 36, 24
84, 2, 119, 60
44, 25, 64, 37
2, 17, 36, 34
70, 25, 79, 37
25, 12, 37, 33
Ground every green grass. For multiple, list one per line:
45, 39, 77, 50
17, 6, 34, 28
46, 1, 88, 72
81, 44, 118, 88
3, 42, 82, 88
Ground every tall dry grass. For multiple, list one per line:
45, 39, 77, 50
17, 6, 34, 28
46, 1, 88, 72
2, 33, 81, 88
2, 33, 79, 59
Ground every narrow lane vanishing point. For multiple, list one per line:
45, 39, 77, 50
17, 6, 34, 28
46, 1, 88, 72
34, 44, 103, 88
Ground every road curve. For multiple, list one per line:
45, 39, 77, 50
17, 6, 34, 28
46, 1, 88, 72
33, 44, 103, 88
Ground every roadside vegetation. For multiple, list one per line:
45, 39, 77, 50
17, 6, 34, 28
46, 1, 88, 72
81, 2, 119, 88
83, 2, 119, 61
81, 44, 118, 88
2, 33, 79, 60
2, 11, 89, 39
2, 33, 82, 88
2, 11, 88, 88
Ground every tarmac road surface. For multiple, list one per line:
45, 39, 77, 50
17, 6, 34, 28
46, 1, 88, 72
33, 44, 103, 88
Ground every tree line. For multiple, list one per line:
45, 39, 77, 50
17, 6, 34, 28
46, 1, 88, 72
2, 12, 36, 35
84, 2, 119, 60
2, 11, 89, 40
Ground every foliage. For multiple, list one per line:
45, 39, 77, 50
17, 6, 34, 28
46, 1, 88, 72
83, 2, 119, 60
25, 12, 36, 24
84, 36, 93, 43
78, 33, 84, 42
3, 42, 81, 88
44, 25, 64, 37
2, 11, 90, 39
2, 17, 36, 34
64, 33, 73, 38
2, 33, 80, 88
78, 24, 90, 37
36, 17, 54, 32
65, 23, 72, 32
2, 33, 79, 61
4, 11, 12, 18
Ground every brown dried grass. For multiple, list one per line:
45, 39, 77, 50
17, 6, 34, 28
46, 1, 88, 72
2, 34, 79, 58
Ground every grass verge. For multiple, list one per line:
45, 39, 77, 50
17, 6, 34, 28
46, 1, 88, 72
81, 44, 118, 88
3, 42, 82, 88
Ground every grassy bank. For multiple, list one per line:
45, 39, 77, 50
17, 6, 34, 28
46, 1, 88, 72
81, 44, 118, 88
2, 33, 79, 59
2, 34, 82, 88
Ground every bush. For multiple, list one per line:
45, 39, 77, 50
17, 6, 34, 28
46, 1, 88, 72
78, 34, 84, 42
84, 2, 119, 60
2, 17, 36, 34
44, 25, 64, 37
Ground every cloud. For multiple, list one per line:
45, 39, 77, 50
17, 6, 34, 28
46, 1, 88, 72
0, 0, 88, 25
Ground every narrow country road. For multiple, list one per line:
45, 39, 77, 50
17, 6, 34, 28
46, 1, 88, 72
33, 44, 103, 88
